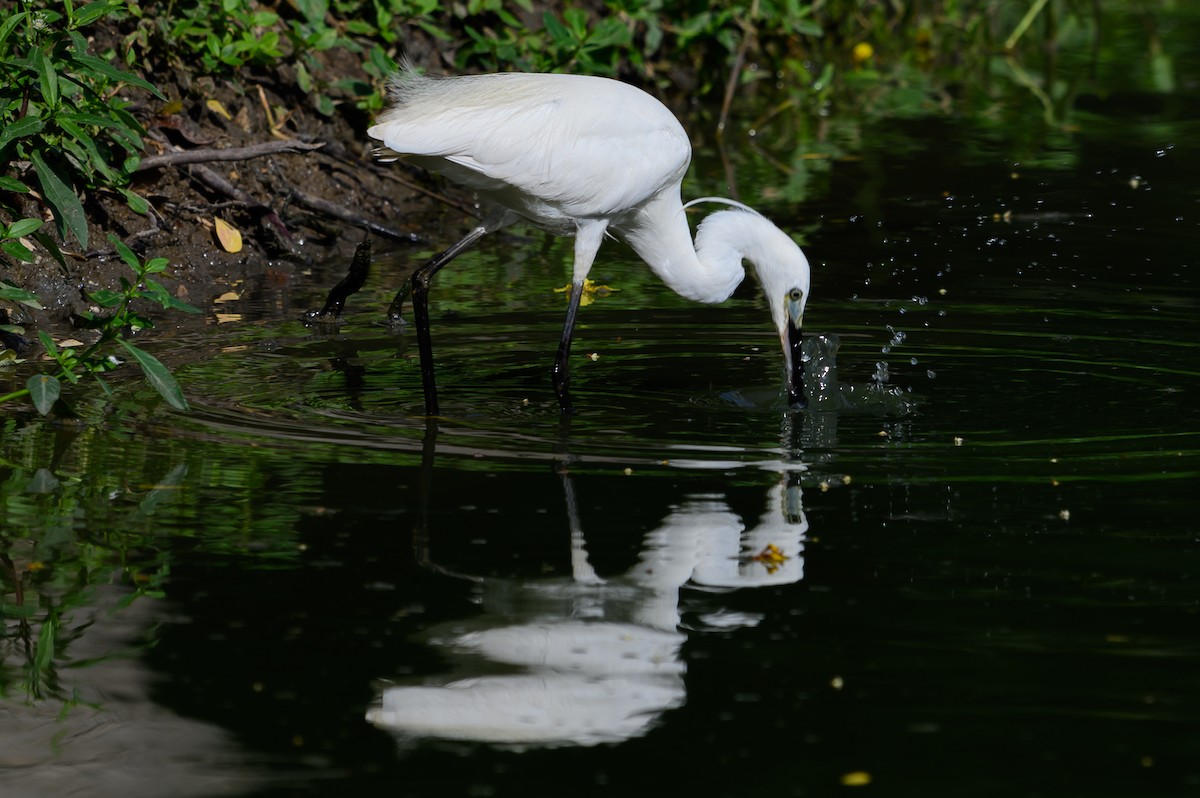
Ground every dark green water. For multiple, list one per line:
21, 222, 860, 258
4, 13, 1200, 798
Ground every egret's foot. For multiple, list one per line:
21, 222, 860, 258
383, 310, 409, 333
303, 306, 343, 324
387, 283, 412, 323
305, 240, 371, 324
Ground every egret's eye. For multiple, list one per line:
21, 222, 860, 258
789, 288, 804, 302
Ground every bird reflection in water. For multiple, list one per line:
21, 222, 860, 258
366, 418, 810, 748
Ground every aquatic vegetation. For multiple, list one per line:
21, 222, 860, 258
0, 236, 198, 416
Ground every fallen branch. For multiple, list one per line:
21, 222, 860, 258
187, 162, 298, 250
288, 189, 420, 242
135, 140, 325, 172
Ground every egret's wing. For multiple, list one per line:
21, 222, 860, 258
368, 73, 691, 219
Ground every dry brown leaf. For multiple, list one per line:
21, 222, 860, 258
214, 217, 243, 253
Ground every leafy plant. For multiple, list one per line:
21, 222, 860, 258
0, 235, 199, 416
0, 216, 44, 263
457, 7, 634, 75
0, 0, 165, 250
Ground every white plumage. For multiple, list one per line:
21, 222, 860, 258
361, 67, 812, 413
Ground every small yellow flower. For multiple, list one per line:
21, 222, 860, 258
852, 42, 874, 65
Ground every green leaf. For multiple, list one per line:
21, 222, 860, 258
107, 233, 140, 269
88, 288, 123, 307
167, 295, 202, 314
0, 176, 31, 193
59, 111, 121, 128
31, 46, 59, 110
33, 610, 59, 673
37, 330, 58, 356
118, 339, 189, 411
0, 11, 27, 49
543, 12, 571, 44
55, 115, 121, 183
119, 187, 150, 214
1, 240, 36, 262
6, 217, 43, 238
66, 52, 166, 100
0, 117, 46, 152
137, 279, 172, 305
29, 150, 88, 248
294, 0, 328, 25
295, 60, 313, 93
0, 284, 43, 308
73, 1, 117, 27
143, 257, 169, 274
31, 233, 66, 268
28, 373, 61, 415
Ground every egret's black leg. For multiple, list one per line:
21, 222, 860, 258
551, 280, 585, 413
305, 240, 372, 321
405, 225, 490, 416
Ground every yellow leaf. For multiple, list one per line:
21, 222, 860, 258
214, 217, 243, 253
750, 543, 790, 574
553, 278, 620, 307
841, 772, 872, 787
206, 98, 233, 120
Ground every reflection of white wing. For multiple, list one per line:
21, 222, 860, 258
367, 620, 685, 746
458, 621, 684, 675
370, 469, 808, 748
369, 672, 685, 746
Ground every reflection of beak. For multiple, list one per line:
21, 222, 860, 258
783, 295, 806, 409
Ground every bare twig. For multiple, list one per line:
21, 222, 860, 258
289, 189, 420, 242
717, 0, 760, 136
135, 140, 325, 172
187, 162, 297, 248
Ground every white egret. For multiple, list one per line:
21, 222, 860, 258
314, 66, 811, 414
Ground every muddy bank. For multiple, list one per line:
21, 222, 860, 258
3, 34, 466, 334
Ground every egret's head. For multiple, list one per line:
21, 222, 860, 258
752, 225, 810, 410
687, 201, 811, 409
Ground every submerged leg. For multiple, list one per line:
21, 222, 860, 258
306, 239, 372, 321
551, 219, 608, 413
408, 224, 491, 416
552, 280, 585, 413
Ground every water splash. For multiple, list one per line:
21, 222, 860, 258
803, 333, 917, 416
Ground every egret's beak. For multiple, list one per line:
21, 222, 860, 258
783, 291, 806, 409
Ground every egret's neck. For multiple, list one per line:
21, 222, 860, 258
618, 193, 747, 304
